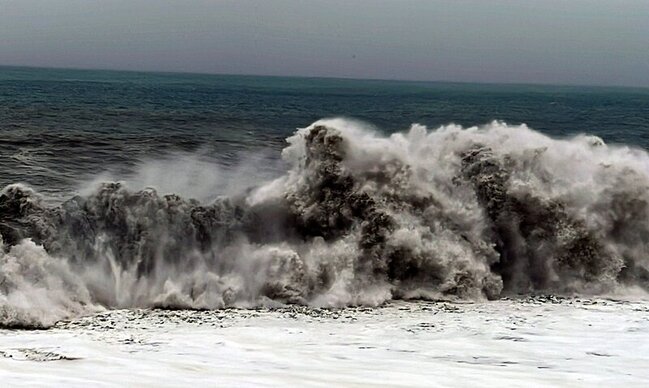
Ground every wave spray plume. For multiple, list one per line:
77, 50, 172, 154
2, 119, 649, 327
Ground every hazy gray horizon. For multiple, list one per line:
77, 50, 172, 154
1, 0, 648, 87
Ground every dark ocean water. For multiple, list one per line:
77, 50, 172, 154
1, 65, 648, 198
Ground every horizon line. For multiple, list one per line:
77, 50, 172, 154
1, 63, 648, 91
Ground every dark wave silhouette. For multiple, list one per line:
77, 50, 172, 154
2, 119, 648, 327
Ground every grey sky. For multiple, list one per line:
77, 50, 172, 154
1, 0, 648, 86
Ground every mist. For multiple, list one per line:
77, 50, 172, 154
1, 0, 648, 86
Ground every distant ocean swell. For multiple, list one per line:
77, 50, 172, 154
1, 118, 649, 328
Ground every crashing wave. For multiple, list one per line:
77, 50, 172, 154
1, 119, 649, 327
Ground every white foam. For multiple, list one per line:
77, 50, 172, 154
1, 300, 647, 387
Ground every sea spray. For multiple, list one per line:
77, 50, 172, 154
1, 119, 649, 327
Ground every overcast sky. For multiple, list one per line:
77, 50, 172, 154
1, 0, 648, 86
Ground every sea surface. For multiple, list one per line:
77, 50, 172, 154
2, 65, 648, 199
2, 299, 648, 387
2, 66, 649, 386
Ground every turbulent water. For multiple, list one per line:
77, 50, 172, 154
1, 67, 649, 328
3, 118, 649, 327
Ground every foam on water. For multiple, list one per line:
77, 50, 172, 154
2, 299, 648, 386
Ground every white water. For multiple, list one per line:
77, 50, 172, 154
1, 299, 648, 387
3, 119, 649, 386
2, 119, 649, 329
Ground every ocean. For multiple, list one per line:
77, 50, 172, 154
2, 66, 648, 198
2, 66, 649, 386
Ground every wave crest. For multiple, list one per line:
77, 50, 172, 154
2, 119, 649, 327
